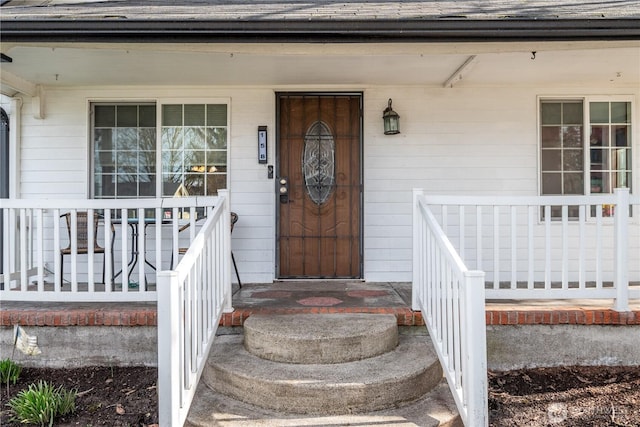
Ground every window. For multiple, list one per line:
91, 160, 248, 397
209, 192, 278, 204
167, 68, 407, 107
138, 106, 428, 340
540, 99, 632, 217
93, 104, 157, 198
161, 104, 227, 196
540, 101, 584, 196
92, 102, 228, 199
589, 102, 632, 194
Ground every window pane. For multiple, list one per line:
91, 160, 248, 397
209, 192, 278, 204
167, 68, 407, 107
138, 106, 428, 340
115, 128, 137, 150
564, 150, 583, 171
206, 127, 227, 149
162, 105, 182, 126
590, 102, 609, 124
185, 151, 205, 171
184, 127, 206, 149
541, 103, 561, 125
207, 150, 227, 165
95, 105, 115, 127
117, 105, 138, 127
207, 104, 227, 126
139, 105, 156, 127
613, 125, 630, 147
139, 128, 156, 151
612, 171, 631, 189
184, 174, 204, 195
542, 173, 562, 194
162, 151, 183, 174
611, 102, 630, 123
541, 126, 561, 148
139, 176, 156, 197
94, 128, 113, 151
591, 171, 609, 193
563, 126, 583, 147
541, 150, 561, 171
563, 102, 583, 125
564, 173, 583, 194
612, 148, 631, 170
162, 127, 183, 150
590, 148, 607, 171
590, 173, 603, 193
589, 125, 609, 147
206, 173, 227, 195
185, 104, 206, 126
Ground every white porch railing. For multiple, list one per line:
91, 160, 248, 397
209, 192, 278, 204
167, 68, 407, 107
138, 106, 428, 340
421, 188, 639, 311
157, 190, 232, 427
1, 196, 218, 302
413, 189, 488, 427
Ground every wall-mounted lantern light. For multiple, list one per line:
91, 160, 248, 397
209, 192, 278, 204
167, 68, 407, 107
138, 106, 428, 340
382, 98, 400, 135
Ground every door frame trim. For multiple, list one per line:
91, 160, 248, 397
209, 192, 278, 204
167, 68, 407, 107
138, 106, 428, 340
274, 91, 364, 279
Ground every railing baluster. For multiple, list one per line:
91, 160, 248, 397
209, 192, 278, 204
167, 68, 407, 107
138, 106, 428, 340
87, 208, 95, 293
19, 209, 27, 291
459, 205, 465, 262
527, 205, 534, 289
562, 205, 568, 290
510, 206, 516, 289
544, 205, 551, 289
596, 204, 603, 289
53, 208, 61, 291
579, 205, 586, 289
36, 209, 44, 291
104, 208, 113, 291
493, 206, 499, 289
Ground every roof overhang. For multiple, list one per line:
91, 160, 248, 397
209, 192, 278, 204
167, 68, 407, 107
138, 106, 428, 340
2, 19, 640, 43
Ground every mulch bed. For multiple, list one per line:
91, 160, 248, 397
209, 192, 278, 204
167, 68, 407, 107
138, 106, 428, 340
0, 365, 638, 426
0, 366, 158, 426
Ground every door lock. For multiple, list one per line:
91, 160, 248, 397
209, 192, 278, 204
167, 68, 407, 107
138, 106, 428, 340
279, 177, 289, 204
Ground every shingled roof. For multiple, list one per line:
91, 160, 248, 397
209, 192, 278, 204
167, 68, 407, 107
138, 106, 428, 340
2, 0, 640, 42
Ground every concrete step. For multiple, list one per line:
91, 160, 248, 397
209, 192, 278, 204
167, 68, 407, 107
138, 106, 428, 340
186, 376, 462, 427
243, 313, 398, 364
201, 333, 443, 415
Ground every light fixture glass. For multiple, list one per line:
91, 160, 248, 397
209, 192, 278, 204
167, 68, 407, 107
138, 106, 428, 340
383, 98, 400, 135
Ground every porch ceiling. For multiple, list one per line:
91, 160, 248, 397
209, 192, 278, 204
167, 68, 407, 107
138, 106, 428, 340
1, 42, 638, 95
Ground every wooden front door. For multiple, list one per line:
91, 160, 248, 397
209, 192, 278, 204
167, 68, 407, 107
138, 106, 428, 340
277, 93, 362, 278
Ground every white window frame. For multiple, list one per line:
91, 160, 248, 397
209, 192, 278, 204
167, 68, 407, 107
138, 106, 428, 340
89, 98, 231, 199
537, 95, 635, 219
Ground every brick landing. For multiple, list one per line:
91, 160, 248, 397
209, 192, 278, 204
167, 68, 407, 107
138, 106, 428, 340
1, 282, 638, 328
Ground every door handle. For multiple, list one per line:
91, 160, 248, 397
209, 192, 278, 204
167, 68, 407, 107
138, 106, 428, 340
279, 178, 289, 204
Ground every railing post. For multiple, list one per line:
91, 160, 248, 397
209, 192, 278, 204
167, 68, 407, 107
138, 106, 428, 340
218, 189, 233, 314
157, 270, 181, 427
463, 270, 488, 427
412, 188, 424, 312
613, 188, 629, 312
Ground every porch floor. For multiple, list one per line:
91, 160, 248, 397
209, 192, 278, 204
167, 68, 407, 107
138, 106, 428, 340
1, 281, 638, 328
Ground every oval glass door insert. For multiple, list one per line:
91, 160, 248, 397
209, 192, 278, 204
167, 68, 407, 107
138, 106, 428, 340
303, 121, 335, 205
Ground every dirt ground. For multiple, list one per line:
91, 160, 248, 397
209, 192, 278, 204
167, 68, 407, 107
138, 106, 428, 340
0, 365, 638, 426
0, 366, 158, 426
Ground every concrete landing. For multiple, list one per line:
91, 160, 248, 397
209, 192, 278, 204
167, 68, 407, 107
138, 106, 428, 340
244, 313, 398, 364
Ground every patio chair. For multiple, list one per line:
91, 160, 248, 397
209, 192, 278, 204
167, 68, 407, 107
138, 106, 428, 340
172, 212, 241, 287
60, 212, 115, 284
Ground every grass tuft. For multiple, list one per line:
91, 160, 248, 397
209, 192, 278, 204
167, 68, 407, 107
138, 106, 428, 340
8, 380, 76, 427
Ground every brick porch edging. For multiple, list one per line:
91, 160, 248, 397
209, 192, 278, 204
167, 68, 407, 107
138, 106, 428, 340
486, 307, 639, 325
1, 305, 637, 327
1, 306, 157, 327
